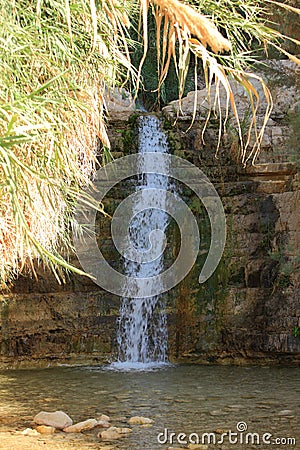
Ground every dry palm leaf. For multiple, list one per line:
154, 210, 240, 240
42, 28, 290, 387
137, 0, 273, 164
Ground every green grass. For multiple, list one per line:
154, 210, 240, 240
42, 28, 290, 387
0, 0, 134, 287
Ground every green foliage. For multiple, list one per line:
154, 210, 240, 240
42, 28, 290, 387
122, 129, 135, 154
0, 0, 130, 286
276, 274, 291, 288
293, 326, 300, 338
129, 12, 195, 109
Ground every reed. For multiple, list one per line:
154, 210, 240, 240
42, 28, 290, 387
0, 0, 133, 287
137, 0, 299, 163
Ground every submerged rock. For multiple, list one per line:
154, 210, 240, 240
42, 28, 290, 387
209, 410, 226, 416
167, 448, 186, 450
277, 409, 294, 416
116, 427, 132, 434
128, 416, 153, 425
97, 414, 111, 422
63, 418, 98, 433
36, 425, 55, 434
34, 410, 73, 429
98, 426, 132, 440
188, 445, 209, 450
96, 420, 111, 428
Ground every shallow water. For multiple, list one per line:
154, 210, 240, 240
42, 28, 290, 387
0, 364, 298, 449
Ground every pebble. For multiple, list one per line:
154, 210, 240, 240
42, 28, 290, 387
209, 410, 226, 416
188, 445, 209, 450
256, 405, 272, 409
36, 425, 55, 434
278, 410, 294, 416
21, 428, 40, 436
128, 416, 153, 425
116, 427, 132, 434
214, 429, 229, 434
98, 426, 132, 441
97, 420, 111, 428
63, 418, 98, 433
98, 427, 122, 441
97, 414, 110, 422
34, 410, 73, 429
167, 448, 186, 450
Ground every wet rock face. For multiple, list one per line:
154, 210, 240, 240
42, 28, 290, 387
0, 61, 299, 366
163, 62, 300, 364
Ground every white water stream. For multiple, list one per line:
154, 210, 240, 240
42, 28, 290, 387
113, 115, 172, 370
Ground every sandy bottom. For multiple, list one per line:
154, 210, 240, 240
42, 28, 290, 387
0, 431, 100, 449
0, 421, 116, 450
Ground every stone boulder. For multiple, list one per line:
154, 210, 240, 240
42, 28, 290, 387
34, 411, 73, 429
162, 60, 299, 122
63, 418, 98, 433
105, 88, 136, 122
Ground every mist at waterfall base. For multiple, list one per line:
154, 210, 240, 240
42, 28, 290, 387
110, 116, 174, 372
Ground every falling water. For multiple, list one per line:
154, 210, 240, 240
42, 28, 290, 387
113, 115, 172, 370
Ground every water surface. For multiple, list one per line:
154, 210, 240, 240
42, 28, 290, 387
0, 364, 298, 449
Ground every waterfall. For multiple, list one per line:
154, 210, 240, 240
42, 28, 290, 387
112, 115, 172, 370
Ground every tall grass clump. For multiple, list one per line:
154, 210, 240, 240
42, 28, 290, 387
0, 0, 133, 287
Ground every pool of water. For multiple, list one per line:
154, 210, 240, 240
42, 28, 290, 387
0, 364, 298, 449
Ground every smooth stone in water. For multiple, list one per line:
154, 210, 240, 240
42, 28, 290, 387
36, 425, 55, 434
34, 411, 73, 429
214, 428, 229, 434
256, 405, 272, 409
188, 445, 209, 450
98, 426, 129, 441
167, 448, 186, 450
63, 418, 98, 433
209, 410, 225, 416
128, 416, 153, 425
97, 420, 111, 428
117, 427, 132, 434
97, 414, 110, 422
277, 410, 293, 416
